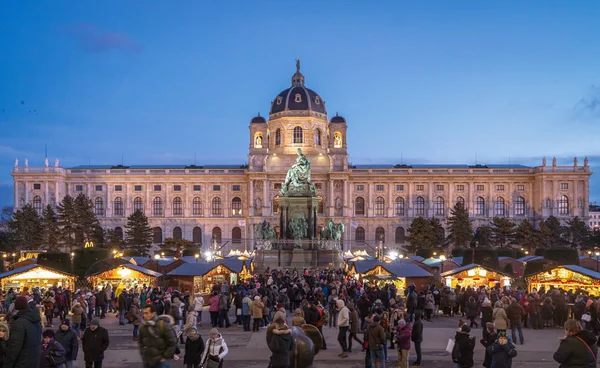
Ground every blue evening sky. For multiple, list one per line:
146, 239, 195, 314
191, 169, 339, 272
1, 1, 599, 207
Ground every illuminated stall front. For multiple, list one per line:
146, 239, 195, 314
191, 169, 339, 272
347, 260, 433, 293
440, 264, 512, 289
86, 263, 162, 290
0, 264, 76, 291
526, 265, 600, 293
168, 259, 251, 295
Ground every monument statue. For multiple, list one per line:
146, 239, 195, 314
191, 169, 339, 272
585, 156, 589, 167
255, 197, 262, 210
552, 157, 556, 166
55, 158, 59, 167
256, 220, 276, 240
25, 158, 28, 167
320, 218, 345, 241
281, 148, 316, 196
14, 159, 18, 167
289, 217, 308, 239
44, 157, 49, 167
542, 157, 546, 166
296, 58, 301, 73
574, 157, 578, 166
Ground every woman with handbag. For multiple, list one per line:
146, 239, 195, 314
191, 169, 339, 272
40, 329, 66, 368
553, 319, 597, 368
200, 328, 229, 368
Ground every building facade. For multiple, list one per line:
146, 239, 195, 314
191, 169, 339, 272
10, 64, 593, 252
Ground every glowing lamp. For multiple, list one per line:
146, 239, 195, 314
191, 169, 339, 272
117, 267, 131, 277
112, 250, 117, 255
467, 269, 476, 277
154, 254, 160, 260
195, 254, 200, 259
389, 251, 398, 260
439, 255, 446, 261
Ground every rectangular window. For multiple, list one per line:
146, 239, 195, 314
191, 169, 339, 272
173, 185, 182, 192
95, 185, 103, 191
274, 183, 282, 190
396, 185, 404, 191
516, 185, 525, 191
154, 185, 162, 191
496, 185, 505, 191
456, 185, 465, 191
376, 185, 384, 191
436, 185, 444, 191
134, 185, 142, 192
33, 183, 41, 190
416, 185, 424, 191
476, 185, 485, 191
193, 185, 201, 191
114, 185, 123, 191
356, 185, 364, 191
75, 185, 83, 192
560, 183, 568, 190
232, 185, 241, 191
213, 185, 221, 191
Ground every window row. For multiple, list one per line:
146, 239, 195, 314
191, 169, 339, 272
91, 197, 243, 217
355, 184, 528, 192
270, 127, 342, 148
354, 226, 410, 243
72, 184, 246, 193
118, 226, 242, 244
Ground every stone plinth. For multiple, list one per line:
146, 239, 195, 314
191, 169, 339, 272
254, 248, 344, 271
278, 195, 320, 241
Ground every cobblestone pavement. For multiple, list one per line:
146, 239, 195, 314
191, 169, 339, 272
72, 309, 569, 368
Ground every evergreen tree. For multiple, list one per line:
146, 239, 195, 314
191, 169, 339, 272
446, 202, 473, 248
124, 210, 153, 255
163, 238, 194, 255
41, 205, 60, 251
74, 193, 101, 244
515, 219, 542, 251
490, 217, 516, 247
104, 229, 124, 249
430, 217, 446, 246
474, 225, 492, 247
565, 216, 590, 248
0, 206, 15, 251
540, 215, 566, 248
57, 195, 78, 250
8, 204, 44, 249
407, 217, 438, 252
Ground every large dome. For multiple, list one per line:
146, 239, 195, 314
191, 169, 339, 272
269, 61, 327, 118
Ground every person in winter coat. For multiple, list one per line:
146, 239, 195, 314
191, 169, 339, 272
118, 289, 128, 325
424, 291, 435, 321
395, 320, 412, 368
465, 296, 479, 328
242, 293, 252, 331
252, 296, 264, 332
493, 301, 509, 334
0, 322, 10, 365
506, 299, 524, 345
130, 298, 142, 341
480, 299, 494, 338
454, 325, 476, 368
336, 299, 350, 358
268, 318, 293, 368
218, 293, 231, 329
43, 295, 55, 328
40, 329, 66, 368
291, 309, 306, 327
81, 318, 109, 368
200, 328, 229, 368
183, 310, 198, 338
347, 302, 363, 353
479, 323, 497, 368
553, 319, 598, 368
191, 293, 204, 326
411, 310, 424, 367
273, 304, 288, 326
183, 326, 204, 368
541, 297, 554, 328
5, 296, 42, 368
486, 331, 517, 368
70, 301, 84, 338
55, 320, 78, 368
138, 304, 177, 368
208, 292, 220, 328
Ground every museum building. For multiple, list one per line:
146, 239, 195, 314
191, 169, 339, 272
10, 63, 593, 252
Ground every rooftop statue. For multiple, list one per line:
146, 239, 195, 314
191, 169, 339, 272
321, 218, 345, 241
281, 148, 316, 196
256, 220, 276, 240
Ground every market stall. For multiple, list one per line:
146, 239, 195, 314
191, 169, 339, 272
167, 259, 252, 295
347, 260, 433, 293
0, 264, 76, 291
86, 263, 162, 290
440, 263, 512, 289
526, 265, 600, 294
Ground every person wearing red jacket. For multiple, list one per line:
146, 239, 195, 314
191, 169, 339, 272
395, 320, 412, 368
519, 296, 531, 328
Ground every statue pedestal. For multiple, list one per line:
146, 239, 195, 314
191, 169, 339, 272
278, 196, 320, 241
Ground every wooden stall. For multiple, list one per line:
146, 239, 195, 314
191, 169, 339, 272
347, 260, 433, 293
440, 264, 512, 289
526, 265, 600, 294
86, 263, 162, 290
167, 259, 251, 295
0, 264, 76, 291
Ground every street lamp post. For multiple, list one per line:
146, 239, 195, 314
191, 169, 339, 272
439, 254, 446, 274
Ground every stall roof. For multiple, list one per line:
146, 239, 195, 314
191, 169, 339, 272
168, 259, 248, 277
87, 263, 162, 278
349, 260, 433, 278
0, 264, 76, 279
407, 256, 425, 262
422, 257, 461, 267
123, 257, 151, 266
517, 255, 543, 262
440, 263, 511, 278
551, 265, 600, 280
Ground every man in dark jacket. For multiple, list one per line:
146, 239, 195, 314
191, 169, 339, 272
4, 296, 42, 368
302, 299, 320, 326
139, 303, 177, 368
366, 315, 386, 368
347, 302, 363, 353
96, 288, 107, 319
554, 319, 597, 368
454, 325, 475, 368
411, 310, 424, 367
118, 289, 128, 325
268, 318, 293, 368
81, 318, 109, 368
55, 319, 79, 368
506, 299, 524, 345
486, 331, 517, 368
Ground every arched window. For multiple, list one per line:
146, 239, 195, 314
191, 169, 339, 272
173, 197, 183, 216
114, 197, 124, 216
558, 195, 569, 215
475, 197, 485, 216
545, 197, 552, 208
254, 132, 263, 148
355, 227, 365, 242
434, 196, 445, 216
193, 197, 202, 216
232, 197, 242, 216
212, 227, 222, 243
315, 129, 321, 145
133, 197, 143, 212
212, 197, 222, 216
114, 227, 123, 240
95, 197, 104, 216
318, 195, 324, 214
273, 195, 280, 214
333, 132, 343, 148
33, 195, 42, 214
515, 196, 525, 216
192, 227, 202, 244
395, 227, 405, 244
275, 128, 281, 146
355, 197, 365, 216
375, 197, 385, 216
456, 197, 465, 207
415, 196, 425, 216
232, 227, 242, 243
293, 126, 303, 144
153, 197, 163, 216
173, 226, 182, 240
153, 227, 163, 244
375, 227, 385, 243
494, 197, 505, 217
395, 197, 405, 216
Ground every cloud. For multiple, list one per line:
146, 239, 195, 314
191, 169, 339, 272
64, 22, 141, 54
573, 85, 600, 120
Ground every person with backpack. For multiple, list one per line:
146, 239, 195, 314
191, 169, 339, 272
396, 320, 412, 368
453, 325, 475, 368
411, 310, 424, 367
486, 331, 517, 368
267, 318, 293, 368
171, 297, 184, 344
218, 293, 231, 329
139, 303, 178, 368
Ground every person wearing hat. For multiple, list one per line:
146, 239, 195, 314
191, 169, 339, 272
5, 295, 43, 367
81, 318, 110, 368
183, 325, 204, 368
40, 329, 67, 368
365, 314, 386, 366
252, 296, 264, 332
200, 328, 228, 368
453, 325, 476, 368
553, 319, 597, 368
485, 331, 517, 368
55, 319, 79, 368
395, 320, 412, 368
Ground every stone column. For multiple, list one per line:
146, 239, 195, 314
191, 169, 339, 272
573, 180, 578, 217
329, 180, 334, 216
45, 181, 49, 207
387, 184, 393, 217
407, 183, 412, 217
368, 183, 374, 217
262, 179, 269, 216
343, 180, 349, 217
106, 182, 111, 217
428, 183, 433, 217
249, 180, 254, 216
24, 180, 29, 204
14, 181, 18, 210
146, 184, 150, 217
